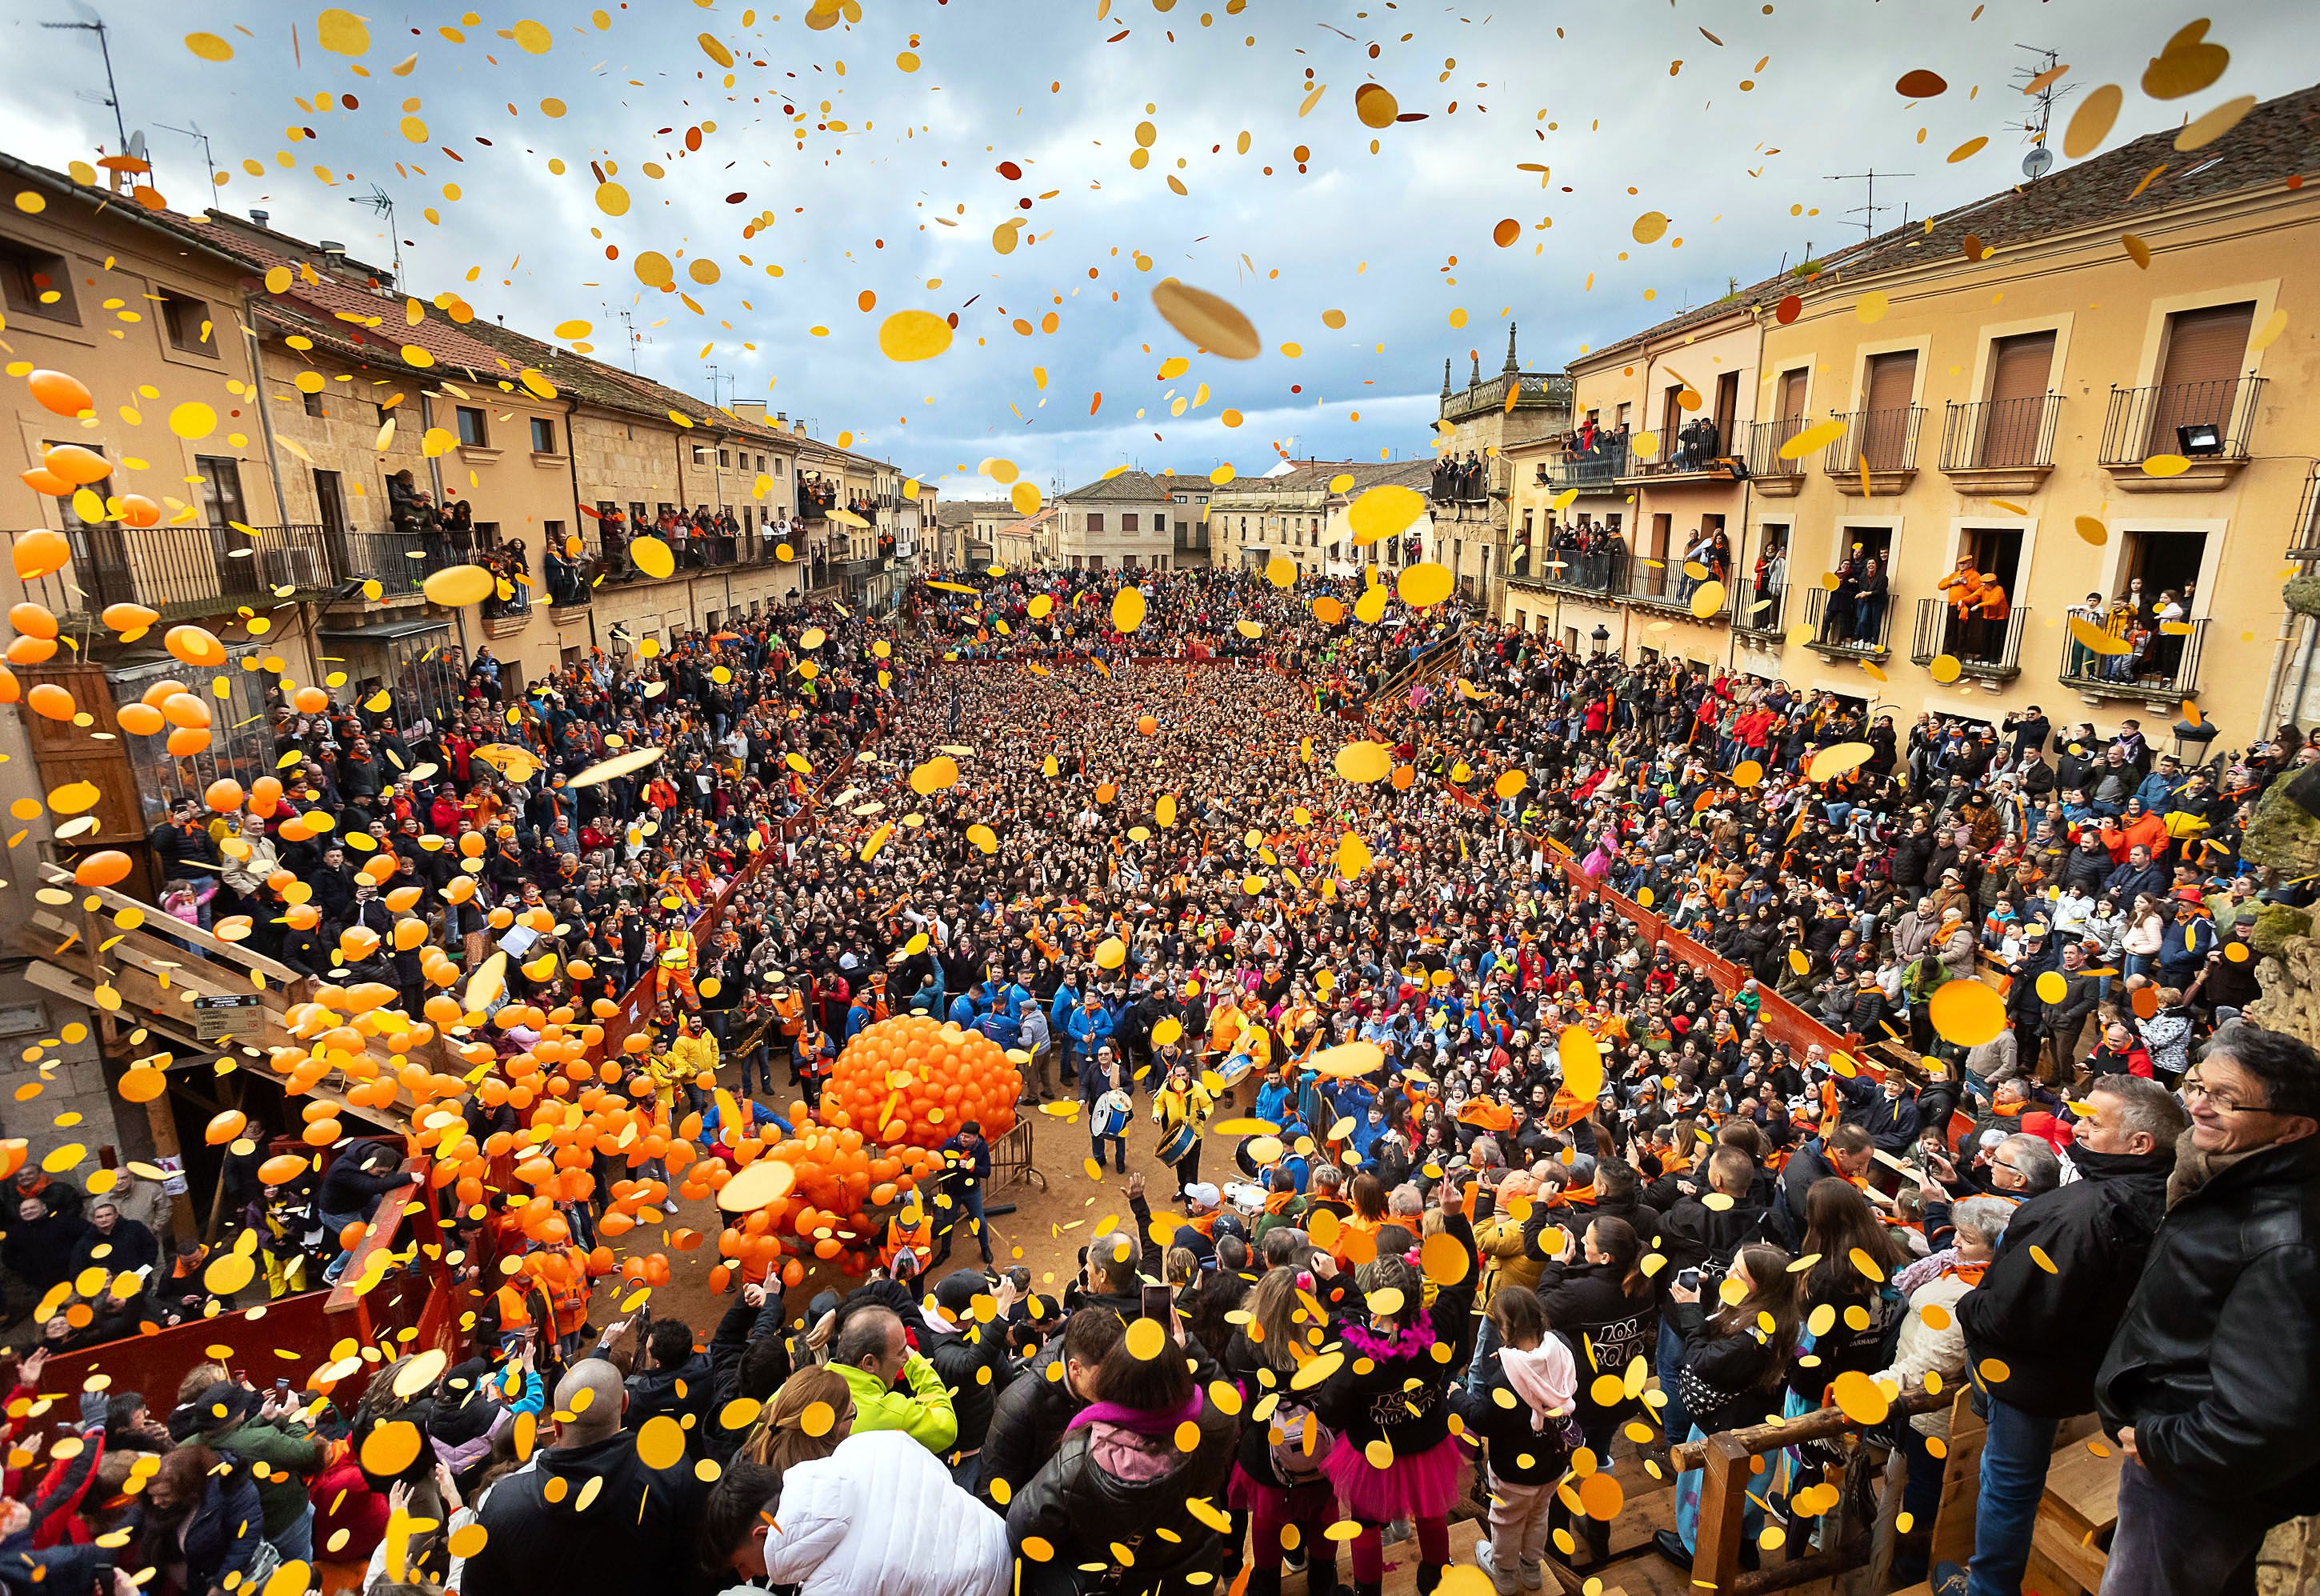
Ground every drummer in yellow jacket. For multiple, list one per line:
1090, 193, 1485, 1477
1152, 1060, 1215, 1199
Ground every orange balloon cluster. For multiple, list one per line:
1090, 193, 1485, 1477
820, 1014, 1022, 1149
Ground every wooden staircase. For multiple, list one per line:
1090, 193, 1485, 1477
1887, 1398, 2123, 1596
1368, 622, 1468, 713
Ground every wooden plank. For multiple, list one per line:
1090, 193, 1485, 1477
1928, 1390, 1986, 1570
1670, 1386, 1948, 1471
2028, 1514, 2107, 1596
2041, 1440, 2123, 1538
39, 862, 301, 982
1690, 1431, 1752, 1595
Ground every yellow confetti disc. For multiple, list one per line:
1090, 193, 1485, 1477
630, 536, 676, 580
1928, 981, 2006, 1049
1123, 1317, 1167, 1361
1396, 562, 1454, 609
878, 310, 954, 362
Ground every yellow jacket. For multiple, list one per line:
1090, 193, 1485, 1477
669, 1028, 721, 1082
1153, 1081, 1215, 1133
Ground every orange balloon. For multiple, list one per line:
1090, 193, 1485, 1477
10, 602, 58, 641
0, 666, 17, 706
40, 445, 111, 486
18, 469, 74, 500
10, 530, 69, 582
204, 778, 246, 813
26, 683, 76, 722
165, 726, 213, 757
26, 370, 93, 418
258, 1154, 310, 1186
71, 851, 131, 889
3, 636, 54, 667
115, 702, 164, 737
160, 692, 213, 730
204, 1110, 249, 1146
114, 497, 162, 530
164, 626, 226, 668
292, 686, 330, 714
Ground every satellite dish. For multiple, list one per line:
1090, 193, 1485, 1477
2022, 146, 2054, 180
126, 129, 149, 164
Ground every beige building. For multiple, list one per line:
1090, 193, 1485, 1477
1498, 82, 2320, 735
1049, 470, 1190, 571
1426, 326, 1573, 613
931, 499, 1017, 570
1207, 461, 1433, 580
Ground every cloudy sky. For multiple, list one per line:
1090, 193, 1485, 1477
6, 1, 2316, 498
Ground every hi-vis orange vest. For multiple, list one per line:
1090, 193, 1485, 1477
882, 1212, 933, 1274
773, 989, 805, 1037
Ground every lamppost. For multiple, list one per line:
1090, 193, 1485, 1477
1590, 624, 1612, 658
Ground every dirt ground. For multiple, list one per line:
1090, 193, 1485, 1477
599, 1077, 1225, 1339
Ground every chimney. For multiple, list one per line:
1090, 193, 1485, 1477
790, 418, 808, 436
317, 241, 346, 270
249, 208, 270, 229
732, 399, 768, 422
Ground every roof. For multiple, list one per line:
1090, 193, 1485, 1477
934, 499, 1011, 527
1576, 82, 2320, 367
1058, 469, 1174, 502
1151, 473, 1217, 496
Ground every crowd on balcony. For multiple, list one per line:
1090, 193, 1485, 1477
2065, 578, 2198, 687
16, 562, 2316, 1596
1430, 451, 1490, 503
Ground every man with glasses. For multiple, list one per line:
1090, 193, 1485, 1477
2095, 1027, 2320, 1596
1939, 1076, 2186, 1596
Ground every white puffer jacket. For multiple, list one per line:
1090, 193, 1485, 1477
759, 1428, 1010, 1596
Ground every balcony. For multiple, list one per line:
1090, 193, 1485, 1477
1622, 555, 1731, 621
2097, 375, 2263, 492
1623, 418, 1742, 484
1822, 406, 1924, 495
334, 528, 462, 598
2059, 616, 2206, 705
1939, 394, 2062, 496
1908, 596, 2030, 682
27, 523, 332, 624
1547, 439, 1630, 491
1800, 585, 1894, 660
2293, 464, 2320, 560
1731, 578, 1788, 639
1511, 544, 1624, 598
1744, 419, 1807, 498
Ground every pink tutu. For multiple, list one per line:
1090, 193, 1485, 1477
1324, 1433, 1463, 1522
1227, 1462, 1336, 1518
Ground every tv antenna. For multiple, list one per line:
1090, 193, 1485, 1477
705, 365, 735, 408
42, 14, 129, 154
1825, 168, 1914, 239
616, 308, 651, 372
346, 184, 406, 286
154, 120, 219, 214
2008, 46, 2074, 179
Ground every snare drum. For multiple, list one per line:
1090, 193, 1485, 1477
1156, 1121, 1198, 1166
1214, 1050, 1255, 1090
1092, 1091, 1131, 1139
1223, 1182, 1268, 1220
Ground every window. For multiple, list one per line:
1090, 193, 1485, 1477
630, 501, 649, 527
194, 457, 247, 526
719, 450, 730, 469
1155, 514, 1168, 535
455, 406, 488, 446
49, 440, 110, 529
1122, 513, 1138, 533
301, 389, 326, 419
530, 416, 558, 454
1086, 513, 1106, 533
2147, 302, 2256, 454
158, 290, 216, 355
0, 237, 78, 323
314, 470, 348, 541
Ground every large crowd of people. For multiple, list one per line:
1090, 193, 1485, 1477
9, 566, 2316, 1596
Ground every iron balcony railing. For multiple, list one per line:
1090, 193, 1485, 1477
2294, 462, 2320, 560
1732, 577, 1786, 636
2059, 614, 2205, 699
1909, 596, 2029, 678
336, 528, 465, 594
1744, 418, 1806, 481
37, 523, 331, 619
1801, 584, 1895, 657
1822, 406, 1925, 475
1520, 544, 1624, 595
1550, 439, 1629, 489
1645, 415, 1736, 475
2098, 374, 2262, 466
1940, 394, 2062, 472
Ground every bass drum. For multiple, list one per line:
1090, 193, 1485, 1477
1155, 1121, 1198, 1166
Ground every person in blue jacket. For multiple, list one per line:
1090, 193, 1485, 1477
1066, 990, 1116, 1084
1253, 1068, 1294, 1128
1048, 971, 1083, 1044
946, 980, 986, 1030
991, 970, 1033, 1022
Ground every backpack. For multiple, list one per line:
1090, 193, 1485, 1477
1266, 1398, 1336, 1485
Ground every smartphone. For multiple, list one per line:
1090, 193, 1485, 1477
231, 1369, 248, 1386
274, 1378, 290, 1394
1139, 1283, 1174, 1323
1675, 1267, 1701, 1293
92, 1557, 113, 1596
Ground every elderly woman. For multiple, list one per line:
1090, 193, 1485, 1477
1878, 1192, 2013, 1583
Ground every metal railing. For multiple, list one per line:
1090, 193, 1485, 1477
35, 523, 331, 619
2294, 462, 2320, 559
1644, 415, 1737, 474
1822, 406, 1924, 474
336, 527, 464, 594
1941, 394, 2061, 472
1910, 596, 2030, 676
2059, 614, 2205, 698
1801, 583, 1895, 655
2098, 374, 2262, 466
1519, 544, 1625, 595
1550, 439, 1629, 489
1745, 418, 1806, 481
1732, 577, 1786, 635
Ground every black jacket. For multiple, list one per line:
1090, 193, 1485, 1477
1658, 1187, 1770, 1290
1531, 1259, 1658, 1422
921, 1312, 1015, 1458
1956, 1145, 2174, 1418
1448, 1352, 1579, 1485
1772, 1140, 1842, 1250
703, 1293, 790, 1460
131, 1461, 263, 1594
1004, 1396, 1237, 1591
625, 1348, 713, 1433
1667, 1298, 1786, 1435
2097, 1138, 2320, 1514
977, 1338, 1084, 1509
462, 1431, 709, 1596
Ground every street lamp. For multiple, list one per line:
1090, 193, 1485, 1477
1590, 624, 1612, 657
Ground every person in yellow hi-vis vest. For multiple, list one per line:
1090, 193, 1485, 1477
654, 911, 698, 1006
667, 1011, 720, 1117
